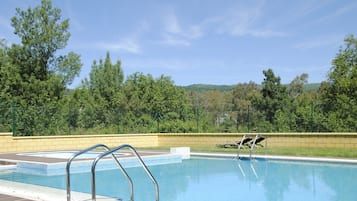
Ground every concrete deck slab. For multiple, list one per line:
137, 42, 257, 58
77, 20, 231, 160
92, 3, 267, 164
0, 180, 119, 201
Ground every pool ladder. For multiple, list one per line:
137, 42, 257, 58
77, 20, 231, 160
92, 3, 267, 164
236, 134, 248, 159
249, 135, 259, 159
236, 134, 266, 159
66, 144, 159, 201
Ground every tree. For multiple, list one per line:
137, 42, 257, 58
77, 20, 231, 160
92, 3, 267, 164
203, 90, 228, 127
289, 73, 308, 98
0, 40, 10, 102
0, 0, 82, 135
232, 82, 261, 132
0, 40, 13, 132
81, 52, 125, 128
4, 0, 82, 103
85, 52, 124, 102
253, 69, 290, 131
320, 35, 357, 131
123, 73, 191, 133
10, 0, 81, 85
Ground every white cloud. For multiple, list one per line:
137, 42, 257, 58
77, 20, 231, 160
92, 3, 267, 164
165, 13, 181, 35
93, 21, 150, 54
245, 29, 287, 38
158, 11, 203, 47
294, 34, 343, 49
206, 0, 287, 38
96, 38, 141, 54
313, 1, 357, 24
163, 12, 203, 39
218, 5, 262, 36
63, 0, 85, 31
156, 0, 286, 47
159, 34, 191, 47
125, 57, 209, 72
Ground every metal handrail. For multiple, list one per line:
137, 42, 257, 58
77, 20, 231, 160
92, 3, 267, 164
236, 134, 247, 159
66, 144, 133, 201
249, 135, 258, 158
249, 134, 267, 159
91, 144, 159, 201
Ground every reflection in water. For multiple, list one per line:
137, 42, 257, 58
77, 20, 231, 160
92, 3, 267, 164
1, 158, 357, 201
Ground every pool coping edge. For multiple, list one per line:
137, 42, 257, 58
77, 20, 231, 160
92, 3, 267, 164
191, 152, 357, 164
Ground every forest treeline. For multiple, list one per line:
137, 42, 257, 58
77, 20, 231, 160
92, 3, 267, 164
181, 83, 320, 93
0, 0, 356, 136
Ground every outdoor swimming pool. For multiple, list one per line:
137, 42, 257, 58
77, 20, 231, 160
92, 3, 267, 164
1, 156, 357, 201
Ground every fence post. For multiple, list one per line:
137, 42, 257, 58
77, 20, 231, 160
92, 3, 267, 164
68, 100, 70, 135
195, 107, 198, 133
247, 105, 250, 133
117, 109, 120, 134
12, 101, 16, 136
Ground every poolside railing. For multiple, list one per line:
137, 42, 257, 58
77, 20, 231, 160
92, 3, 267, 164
91, 144, 159, 201
66, 144, 134, 201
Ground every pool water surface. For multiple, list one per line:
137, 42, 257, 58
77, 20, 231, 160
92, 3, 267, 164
1, 157, 357, 201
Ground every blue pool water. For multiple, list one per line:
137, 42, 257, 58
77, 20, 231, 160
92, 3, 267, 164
1, 157, 357, 201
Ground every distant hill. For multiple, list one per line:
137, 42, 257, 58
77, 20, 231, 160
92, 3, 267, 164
180, 83, 321, 93
180, 84, 236, 92
303, 83, 321, 91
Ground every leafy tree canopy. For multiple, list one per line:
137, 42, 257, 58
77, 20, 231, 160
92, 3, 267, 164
320, 35, 357, 131
253, 69, 289, 124
6, 0, 81, 100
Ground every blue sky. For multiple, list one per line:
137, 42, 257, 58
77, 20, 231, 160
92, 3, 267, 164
1, 0, 357, 87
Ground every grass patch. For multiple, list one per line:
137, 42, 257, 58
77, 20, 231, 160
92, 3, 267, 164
140, 146, 357, 159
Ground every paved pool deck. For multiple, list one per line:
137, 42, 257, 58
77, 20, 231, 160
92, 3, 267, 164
0, 194, 35, 201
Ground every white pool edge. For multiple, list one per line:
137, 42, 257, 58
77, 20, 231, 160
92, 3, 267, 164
191, 152, 357, 164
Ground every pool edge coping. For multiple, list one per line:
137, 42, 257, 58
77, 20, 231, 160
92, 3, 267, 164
191, 152, 357, 164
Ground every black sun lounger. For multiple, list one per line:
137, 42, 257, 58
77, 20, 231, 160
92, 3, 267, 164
216, 137, 253, 148
248, 136, 265, 148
